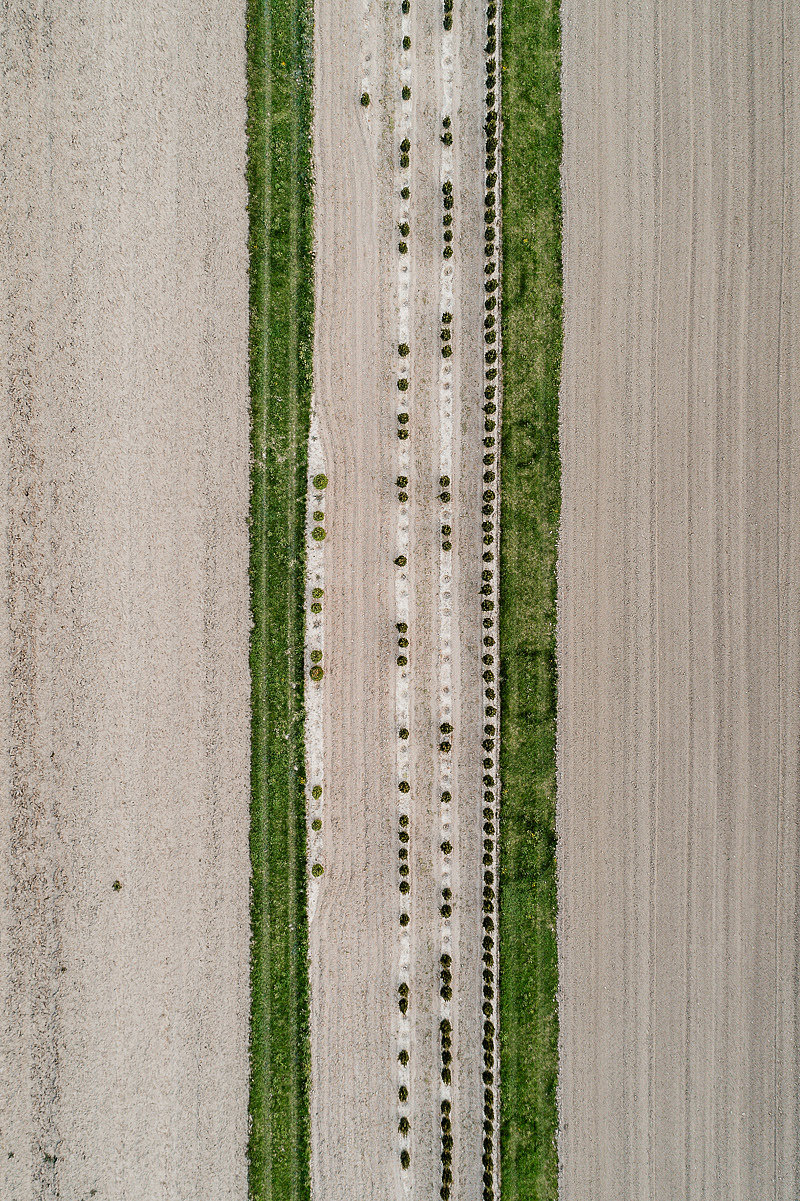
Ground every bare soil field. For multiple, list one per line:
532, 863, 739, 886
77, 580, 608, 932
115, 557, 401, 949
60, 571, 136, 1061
0, 4, 250, 1198
309, 0, 496, 1196
559, 1, 800, 1197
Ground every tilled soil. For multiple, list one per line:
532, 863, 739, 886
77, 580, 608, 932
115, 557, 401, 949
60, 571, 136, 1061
0, 4, 250, 1197
558, 1, 800, 1197
309, 0, 493, 1197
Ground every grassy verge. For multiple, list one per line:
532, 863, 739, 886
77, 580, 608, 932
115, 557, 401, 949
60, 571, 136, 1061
247, 0, 314, 1197
498, 0, 562, 1197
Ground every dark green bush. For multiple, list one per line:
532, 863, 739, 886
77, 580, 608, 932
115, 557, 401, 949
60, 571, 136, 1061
361, 92, 370, 106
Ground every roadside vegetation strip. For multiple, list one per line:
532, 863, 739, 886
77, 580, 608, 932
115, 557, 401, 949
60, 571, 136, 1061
246, 0, 314, 1197
498, 0, 562, 1197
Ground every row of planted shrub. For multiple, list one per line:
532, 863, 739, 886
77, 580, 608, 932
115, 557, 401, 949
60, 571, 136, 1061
394, 0, 414, 1175
479, 5, 500, 1197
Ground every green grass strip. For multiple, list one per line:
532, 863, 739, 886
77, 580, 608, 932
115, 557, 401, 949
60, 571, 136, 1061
247, 0, 314, 1196
498, 0, 562, 1197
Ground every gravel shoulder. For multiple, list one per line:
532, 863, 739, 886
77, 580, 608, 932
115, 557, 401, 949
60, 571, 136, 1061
0, 5, 250, 1197
558, 1, 800, 1196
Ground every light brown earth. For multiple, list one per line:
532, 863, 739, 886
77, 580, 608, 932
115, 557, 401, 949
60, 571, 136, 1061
310, 0, 491, 1196
0, 4, 250, 1198
559, 1, 800, 1197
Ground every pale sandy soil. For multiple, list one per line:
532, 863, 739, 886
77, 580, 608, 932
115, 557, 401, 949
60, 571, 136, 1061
0, 4, 250, 1198
559, 1, 800, 1197
310, 0, 492, 1196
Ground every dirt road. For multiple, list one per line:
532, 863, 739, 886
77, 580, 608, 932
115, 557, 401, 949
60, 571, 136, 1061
309, 0, 493, 1196
559, 1, 800, 1197
0, 4, 250, 1197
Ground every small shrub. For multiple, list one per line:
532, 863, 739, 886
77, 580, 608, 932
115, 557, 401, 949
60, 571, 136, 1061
399, 491, 408, 501
400, 911, 410, 925
398, 429, 409, 440
112, 880, 122, 891
398, 342, 410, 356
397, 655, 408, 666
443, 246, 453, 258
441, 791, 451, 803
442, 345, 452, 358
399, 781, 410, 793
310, 649, 322, 663
396, 475, 408, 487
399, 727, 409, 739
312, 586, 324, 598
443, 14, 453, 29
441, 130, 453, 146
398, 412, 409, 424
400, 153, 409, 168
361, 92, 370, 106
402, 35, 411, 49
399, 1116, 410, 1135
439, 491, 450, 502
440, 741, 451, 752
400, 880, 410, 894
397, 377, 409, 391
399, 1048, 409, 1065
399, 241, 408, 254
399, 1085, 408, 1102
402, 0, 410, 10
400, 814, 409, 826
400, 1150, 410, 1170
311, 602, 322, 613
313, 473, 328, 489
402, 85, 411, 100
401, 186, 410, 199
441, 841, 452, 854
310, 665, 324, 681
312, 784, 322, 798
442, 541, 451, 551
312, 863, 324, 877
395, 555, 407, 566
311, 818, 322, 831
312, 526, 326, 540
